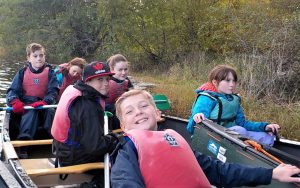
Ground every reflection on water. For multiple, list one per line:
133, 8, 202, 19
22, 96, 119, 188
0, 60, 23, 106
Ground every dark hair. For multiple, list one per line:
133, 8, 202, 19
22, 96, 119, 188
26, 43, 45, 56
107, 54, 128, 70
208, 65, 238, 83
62, 57, 87, 76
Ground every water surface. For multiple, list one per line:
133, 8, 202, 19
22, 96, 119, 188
0, 60, 23, 106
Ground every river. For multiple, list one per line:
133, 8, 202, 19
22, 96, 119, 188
0, 60, 23, 106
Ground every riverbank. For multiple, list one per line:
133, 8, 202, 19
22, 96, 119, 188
132, 74, 300, 141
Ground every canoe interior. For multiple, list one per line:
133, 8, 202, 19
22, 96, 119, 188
270, 141, 300, 166
1, 112, 96, 188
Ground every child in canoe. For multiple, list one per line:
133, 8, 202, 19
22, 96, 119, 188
187, 64, 280, 146
51, 61, 119, 187
110, 89, 300, 187
106, 54, 133, 130
54, 57, 87, 100
6, 43, 59, 158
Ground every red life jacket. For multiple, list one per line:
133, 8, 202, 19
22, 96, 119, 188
58, 75, 80, 100
106, 79, 128, 105
51, 85, 82, 143
57, 63, 81, 100
22, 67, 49, 99
125, 129, 211, 188
51, 85, 105, 143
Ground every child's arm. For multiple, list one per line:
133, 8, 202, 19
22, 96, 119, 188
194, 150, 272, 187
194, 150, 300, 186
43, 68, 59, 104
6, 70, 24, 104
235, 105, 269, 132
187, 96, 215, 134
111, 143, 145, 187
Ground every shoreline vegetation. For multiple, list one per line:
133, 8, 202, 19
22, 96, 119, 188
131, 56, 300, 141
0, 1, 299, 140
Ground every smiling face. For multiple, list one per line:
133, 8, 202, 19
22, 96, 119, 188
213, 72, 237, 94
86, 75, 110, 96
118, 93, 160, 132
69, 65, 83, 78
112, 61, 128, 80
27, 49, 46, 70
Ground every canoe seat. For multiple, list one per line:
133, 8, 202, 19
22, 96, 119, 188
20, 158, 104, 177
11, 128, 124, 148
11, 139, 53, 147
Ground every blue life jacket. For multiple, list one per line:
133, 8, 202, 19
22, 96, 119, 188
195, 92, 241, 128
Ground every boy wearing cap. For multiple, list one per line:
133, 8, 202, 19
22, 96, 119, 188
51, 61, 118, 170
110, 89, 300, 187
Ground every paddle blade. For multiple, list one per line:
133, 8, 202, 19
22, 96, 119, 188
153, 94, 171, 111
104, 111, 113, 117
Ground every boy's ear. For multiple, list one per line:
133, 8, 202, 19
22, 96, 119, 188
155, 109, 161, 121
120, 122, 126, 131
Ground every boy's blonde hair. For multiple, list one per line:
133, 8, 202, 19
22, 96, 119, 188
208, 64, 238, 83
26, 43, 45, 56
115, 90, 156, 120
107, 54, 128, 70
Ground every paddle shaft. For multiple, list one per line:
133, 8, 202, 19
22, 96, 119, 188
0, 96, 168, 111
104, 112, 110, 188
0, 105, 58, 111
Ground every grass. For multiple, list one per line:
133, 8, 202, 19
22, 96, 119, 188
132, 68, 300, 141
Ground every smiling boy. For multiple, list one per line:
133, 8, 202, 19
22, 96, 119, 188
110, 89, 300, 188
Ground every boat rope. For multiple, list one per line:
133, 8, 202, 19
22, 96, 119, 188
244, 140, 284, 164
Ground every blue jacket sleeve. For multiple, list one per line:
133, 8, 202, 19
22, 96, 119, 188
194, 151, 272, 187
187, 95, 216, 134
6, 69, 24, 105
235, 105, 268, 132
43, 68, 59, 104
111, 143, 145, 188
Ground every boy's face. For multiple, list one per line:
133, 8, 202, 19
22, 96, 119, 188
86, 75, 110, 96
120, 94, 160, 131
112, 61, 128, 80
27, 50, 46, 70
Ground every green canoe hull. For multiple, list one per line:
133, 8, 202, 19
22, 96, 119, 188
159, 115, 300, 188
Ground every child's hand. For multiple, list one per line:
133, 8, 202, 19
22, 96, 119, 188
29, 101, 47, 108
265, 124, 280, 135
11, 99, 25, 114
193, 113, 206, 123
272, 164, 300, 183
